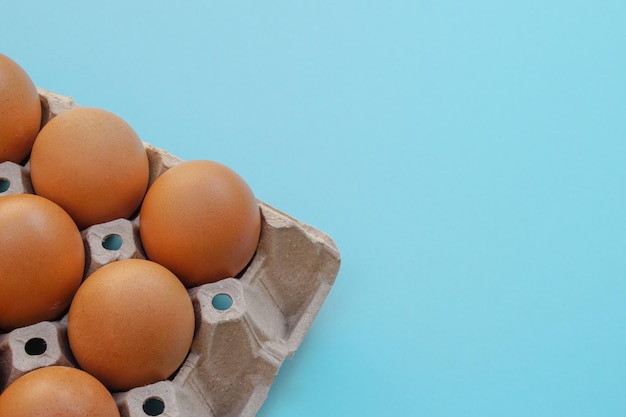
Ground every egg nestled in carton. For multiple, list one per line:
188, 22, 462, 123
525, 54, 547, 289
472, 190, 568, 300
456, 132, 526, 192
0, 53, 340, 417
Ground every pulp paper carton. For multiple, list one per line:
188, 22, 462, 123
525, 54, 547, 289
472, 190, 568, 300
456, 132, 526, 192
0, 89, 341, 417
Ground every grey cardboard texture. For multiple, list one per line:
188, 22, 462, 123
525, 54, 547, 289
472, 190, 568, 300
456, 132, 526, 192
0, 89, 341, 417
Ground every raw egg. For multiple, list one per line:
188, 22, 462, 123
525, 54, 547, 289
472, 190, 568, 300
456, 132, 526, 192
0, 194, 85, 331
67, 259, 195, 392
139, 160, 261, 287
29, 107, 149, 229
0, 53, 42, 164
0, 366, 120, 417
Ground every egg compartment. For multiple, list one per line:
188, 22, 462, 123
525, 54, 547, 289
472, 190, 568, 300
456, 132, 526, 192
0, 89, 341, 417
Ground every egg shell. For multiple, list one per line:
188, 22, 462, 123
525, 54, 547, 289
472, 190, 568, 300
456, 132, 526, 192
29, 107, 149, 230
0, 194, 85, 331
0, 366, 120, 417
0, 54, 42, 164
67, 259, 195, 392
139, 160, 261, 287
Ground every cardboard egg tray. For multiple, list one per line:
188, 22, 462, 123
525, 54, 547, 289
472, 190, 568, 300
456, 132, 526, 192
0, 89, 341, 416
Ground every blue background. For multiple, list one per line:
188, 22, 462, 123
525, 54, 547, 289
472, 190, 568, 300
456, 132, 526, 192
3, 1, 626, 416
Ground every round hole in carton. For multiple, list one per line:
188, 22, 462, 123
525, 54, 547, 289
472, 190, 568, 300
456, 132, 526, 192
24, 337, 47, 356
0, 178, 10, 193
142, 396, 165, 416
102, 234, 123, 250
212, 293, 233, 311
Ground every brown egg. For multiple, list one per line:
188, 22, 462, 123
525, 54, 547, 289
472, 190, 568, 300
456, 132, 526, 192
0, 53, 42, 164
0, 194, 85, 331
67, 259, 195, 392
29, 107, 149, 230
139, 160, 261, 287
0, 366, 120, 417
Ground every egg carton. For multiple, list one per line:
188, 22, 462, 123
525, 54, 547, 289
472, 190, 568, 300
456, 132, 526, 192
0, 89, 341, 417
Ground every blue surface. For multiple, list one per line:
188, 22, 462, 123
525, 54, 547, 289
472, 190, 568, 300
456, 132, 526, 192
3, 1, 626, 416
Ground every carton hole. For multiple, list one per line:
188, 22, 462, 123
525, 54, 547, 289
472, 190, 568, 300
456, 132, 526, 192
212, 293, 233, 311
143, 397, 165, 416
102, 234, 123, 250
25, 337, 47, 356
0, 178, 10, 193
